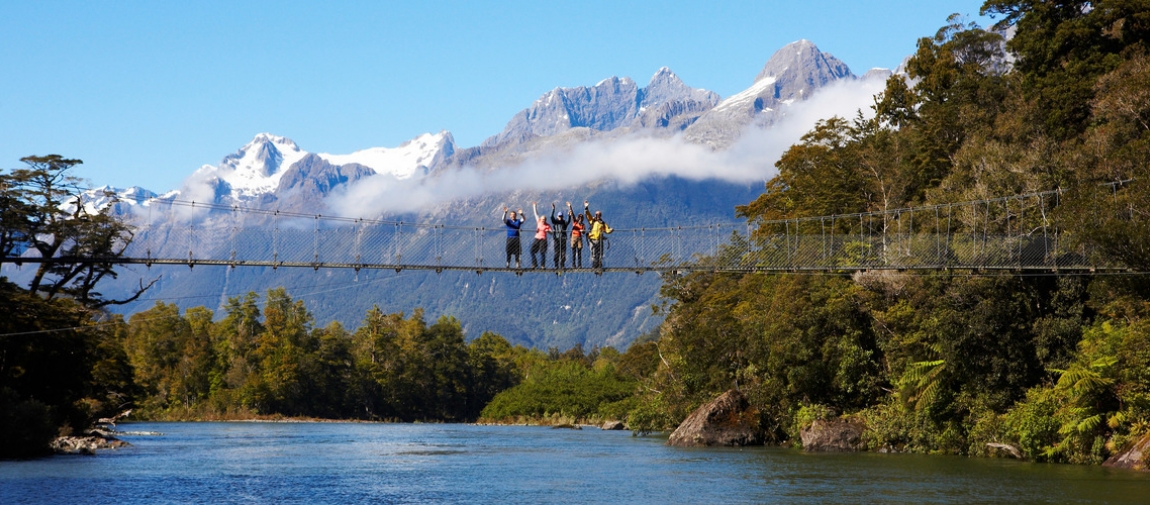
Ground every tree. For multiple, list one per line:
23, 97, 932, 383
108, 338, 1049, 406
0, 155, 156, 457
467, 331, 520, 418
1, 155, 154, 307
0, 278, 114, 457
982, 0, 1150, 139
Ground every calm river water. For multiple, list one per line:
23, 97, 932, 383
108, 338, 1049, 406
1, 422, 1147, 504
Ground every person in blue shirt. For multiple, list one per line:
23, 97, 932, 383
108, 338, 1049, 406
503, 206, 524, 268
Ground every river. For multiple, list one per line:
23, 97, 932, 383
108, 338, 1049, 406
1, 422, 1147, 504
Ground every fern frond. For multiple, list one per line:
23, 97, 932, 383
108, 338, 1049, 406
1076, 414, 1104, 433
1090, 356, 1118, 370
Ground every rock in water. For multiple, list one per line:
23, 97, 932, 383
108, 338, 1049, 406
667, 390, 761, 447
1103, 433, 1150, 471
601, 420, 625, 430
50, 435, 129, 455
800, 419, 863, 452
986, 442, 1023, 459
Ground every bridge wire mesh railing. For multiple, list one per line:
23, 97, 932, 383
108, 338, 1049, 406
93, 189, 1117, 273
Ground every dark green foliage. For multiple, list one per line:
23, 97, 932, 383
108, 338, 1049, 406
0, 277, 137, 458
0, 388, 56, 459
638, 272, 885, 439
468, 331, 521, 413
120, 294, 528, 422
627, 5, 1150, 465
0, 155, 153, 458
479, 350, 638, 422
983, 0, 1150, 139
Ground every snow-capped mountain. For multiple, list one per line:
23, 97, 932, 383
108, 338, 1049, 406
156, 44, 872, 211
205, 133, 309, 200
178, 131, 456, 205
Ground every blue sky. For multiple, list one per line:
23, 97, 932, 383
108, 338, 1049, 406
1, 1, 993, 192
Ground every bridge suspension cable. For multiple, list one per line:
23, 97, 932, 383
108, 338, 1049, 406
0, 189, 1130, 274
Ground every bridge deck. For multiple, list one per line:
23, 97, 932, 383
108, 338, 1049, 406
0, 256, 1126, 275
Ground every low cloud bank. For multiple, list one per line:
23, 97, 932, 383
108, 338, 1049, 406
343, 77, 887, 218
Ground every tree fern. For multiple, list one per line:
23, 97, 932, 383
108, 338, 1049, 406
899, 359, 946, 410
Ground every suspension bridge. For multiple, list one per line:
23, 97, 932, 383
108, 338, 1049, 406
0, 189, 1132, 275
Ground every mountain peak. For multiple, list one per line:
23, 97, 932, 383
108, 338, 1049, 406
642, 67, 719, 111
212, 133, 308, 200
246, 133, 300, 151
594, 76, 634, 88
861, 67, 893, 81
647, 66, 682, 87
789, 39, 815, 49
754, 39, 855, 83
683, 40, 856, 148
753, 39, 853, 96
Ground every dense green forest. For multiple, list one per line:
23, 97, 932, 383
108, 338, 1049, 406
624, 0, 1150, 465
0, 277, 657, 457
4, 0, 1150, 466
116, 292, 652, 425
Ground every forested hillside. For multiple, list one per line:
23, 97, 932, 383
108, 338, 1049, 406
622, 1, 1150, 464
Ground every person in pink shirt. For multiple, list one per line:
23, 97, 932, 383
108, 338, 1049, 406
530, 202, 551, 269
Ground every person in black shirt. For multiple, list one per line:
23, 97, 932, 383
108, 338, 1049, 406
550, 202, 570, 270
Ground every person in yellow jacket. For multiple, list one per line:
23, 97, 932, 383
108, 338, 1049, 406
583, 200, 613, 269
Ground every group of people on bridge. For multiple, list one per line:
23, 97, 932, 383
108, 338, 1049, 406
502, 201, 613, 270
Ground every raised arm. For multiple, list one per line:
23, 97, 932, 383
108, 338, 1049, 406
532, 202, 541, 220
502, 206, 508, 222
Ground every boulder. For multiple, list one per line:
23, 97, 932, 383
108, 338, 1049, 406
50, 435, 129, 455
667, 389, 761, 447
601, 420, 625, 430
1104, 433, 1150, 471
986, 442, 1023, 459
800, 419, 863, 452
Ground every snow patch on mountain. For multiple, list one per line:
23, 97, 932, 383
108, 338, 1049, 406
711, 76, 778, 114
72, 185, 159, 215
318, 132, 451, 180
212, 133, 309, 200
